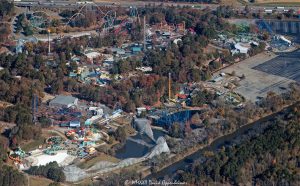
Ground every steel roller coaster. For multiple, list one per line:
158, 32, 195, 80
28, 2, 139, 34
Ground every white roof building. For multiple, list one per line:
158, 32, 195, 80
85, 51, 101, 60
234, 43, 249, 54
173, 38, 182, 45
136, 66, 153, 72
231, 43, 251, 55
279, 35, 291, 45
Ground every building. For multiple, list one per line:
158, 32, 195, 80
85, 51, 101, 63
162, 32, 171, 37
85, 107, 103, 126
173, 38, 182, 45
111, 48, 126, 55
136, 66, 152, 72
132, 46, 142, 54
69, 72, 77, 77
49, 95, 78, 108
136, 107, 147, 116
69, 120, 80, 128
279, 35, 292, 46
231, 42, 251, 55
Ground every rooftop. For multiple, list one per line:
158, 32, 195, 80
85, 51, 101, 59
49, 95, 77, 106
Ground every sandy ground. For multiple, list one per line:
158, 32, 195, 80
26, 150, 76, 166
215, 52, 295, 102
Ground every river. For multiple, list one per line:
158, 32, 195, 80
147, 104, 296, 180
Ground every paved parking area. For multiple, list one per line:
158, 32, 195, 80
215, 52, 296, 102
253, 50, 300, 82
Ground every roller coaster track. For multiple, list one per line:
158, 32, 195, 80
23, 3, 116, 30
66, 2, 116, 28
65, 12, 86, 26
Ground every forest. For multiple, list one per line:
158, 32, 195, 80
174, 103, 300, 185
0, 0, 14, 43
0, 0, 14, 19
0, 164, 27, 186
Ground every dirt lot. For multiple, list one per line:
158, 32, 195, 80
215, 52, 295, 102
255, 0, 300, 3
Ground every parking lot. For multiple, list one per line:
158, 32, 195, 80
216, 52, 296, 102
253, 50, 300, 82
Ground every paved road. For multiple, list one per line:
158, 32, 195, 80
13, 0, 300, 12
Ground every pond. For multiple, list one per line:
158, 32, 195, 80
115, 129, 167, 159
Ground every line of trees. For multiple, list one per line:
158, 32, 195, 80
27, 162, 65, 182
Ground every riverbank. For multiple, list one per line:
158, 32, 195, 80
142, 101, 299, 179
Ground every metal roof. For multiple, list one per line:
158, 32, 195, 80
49, 95, 77, 106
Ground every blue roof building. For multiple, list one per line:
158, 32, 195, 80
132, 46, 142, 53
69, 72, 77, 77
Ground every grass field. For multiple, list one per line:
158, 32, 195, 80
29, 176, 53, 186
21, 130, 60, 151
220, 0, 245, 5
21, 137, 45, 152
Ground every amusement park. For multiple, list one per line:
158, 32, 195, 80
2, 0, 300, 185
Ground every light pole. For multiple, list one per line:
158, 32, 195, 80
47, 28, 51, 55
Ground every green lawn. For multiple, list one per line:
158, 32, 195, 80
21, 137, 45, 152
29, 175, 53, 186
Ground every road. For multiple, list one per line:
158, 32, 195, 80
13, 0, 300, 12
